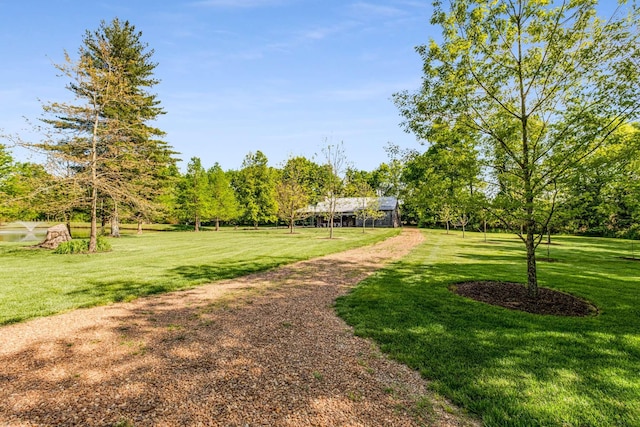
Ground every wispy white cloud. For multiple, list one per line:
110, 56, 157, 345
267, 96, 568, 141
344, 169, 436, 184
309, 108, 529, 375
299, 22, 357, 41
265, 20, 360, 54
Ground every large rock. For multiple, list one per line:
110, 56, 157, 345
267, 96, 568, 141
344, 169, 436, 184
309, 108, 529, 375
40, 224, 72, 249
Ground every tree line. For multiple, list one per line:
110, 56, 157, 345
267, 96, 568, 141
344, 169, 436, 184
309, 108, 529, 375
2, 2, 640, 298
0, 141, 397, 229
0, 19, 394, 245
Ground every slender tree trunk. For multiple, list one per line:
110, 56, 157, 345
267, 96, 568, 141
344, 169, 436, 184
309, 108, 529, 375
329, 214, 334, 239
100, 199, 106, 235
137, 216, 143, 235
289, 218, 294, 234
462, 214, 466, 238
194, 213, 200, 232
525, 223, 538, 298
215, 218, 220, 231
88, 111, 99, 253
110, 202, 120, 238
517, 20, 539, 298
89, 184, 98, 252
522, 140, 538, 297
446, 221, 450, 234
484, 219, 487, 243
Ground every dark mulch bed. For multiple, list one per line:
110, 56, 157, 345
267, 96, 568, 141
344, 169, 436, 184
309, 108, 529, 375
451, 281, 597, 317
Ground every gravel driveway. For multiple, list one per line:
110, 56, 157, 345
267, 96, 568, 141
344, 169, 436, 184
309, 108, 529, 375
0, 229, 477, 426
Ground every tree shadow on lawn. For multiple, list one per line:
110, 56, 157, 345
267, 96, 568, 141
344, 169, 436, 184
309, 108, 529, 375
467, 235, 638, 263
335, 257, 640, 426
64, 256, 302, 306
169, 255, 300, 282
65, 279, 176, 305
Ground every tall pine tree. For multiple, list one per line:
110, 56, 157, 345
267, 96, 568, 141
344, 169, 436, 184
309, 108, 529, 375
38, 18, 176, 251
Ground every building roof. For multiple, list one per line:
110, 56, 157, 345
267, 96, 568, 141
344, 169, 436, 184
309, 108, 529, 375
303, 196, 398, 214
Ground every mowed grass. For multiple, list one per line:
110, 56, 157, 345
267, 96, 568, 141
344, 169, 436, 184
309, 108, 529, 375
0, 227, 399, 325
335, 229, 640, 426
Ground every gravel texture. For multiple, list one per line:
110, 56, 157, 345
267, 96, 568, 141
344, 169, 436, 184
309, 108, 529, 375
1, 229, 477, 426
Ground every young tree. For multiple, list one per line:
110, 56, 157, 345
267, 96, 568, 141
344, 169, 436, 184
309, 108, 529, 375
395, 0, 640, 297
85, 19, 176, 237
233, 151, 278, 228
208, 163, 239, 231
439, 204, 455, 235
275, 178, 309, 233
321, 142, 348, 239
35, 18, 174, 251
276, 157, 312, 233
352, 181, 384, 233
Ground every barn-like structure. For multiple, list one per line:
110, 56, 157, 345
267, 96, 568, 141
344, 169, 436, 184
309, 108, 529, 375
301, 196, 401, 228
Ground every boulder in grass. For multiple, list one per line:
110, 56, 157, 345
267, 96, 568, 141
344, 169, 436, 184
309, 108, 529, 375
39, 224, 72, 249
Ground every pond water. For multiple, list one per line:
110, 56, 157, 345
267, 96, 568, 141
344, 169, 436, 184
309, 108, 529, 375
0, 223, 110, 242
0, 222, 48, 243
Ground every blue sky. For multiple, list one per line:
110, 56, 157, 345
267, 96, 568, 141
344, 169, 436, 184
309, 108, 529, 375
0, 0, 434, 171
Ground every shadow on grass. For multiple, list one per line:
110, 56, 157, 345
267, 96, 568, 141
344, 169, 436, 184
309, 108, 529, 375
169, 255, 299, 282
335, 236, 640, 426
64, 256, 301, 307
0, 253, 440, 426
65, 279, 175, 305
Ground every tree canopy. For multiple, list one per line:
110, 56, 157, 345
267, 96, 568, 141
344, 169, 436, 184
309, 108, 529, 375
232, 151, 278, 228
36, 18, 176, 250
394, 0, 640, 296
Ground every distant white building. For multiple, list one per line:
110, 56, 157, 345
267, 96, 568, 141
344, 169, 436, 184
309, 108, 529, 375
301, 196, 401, 228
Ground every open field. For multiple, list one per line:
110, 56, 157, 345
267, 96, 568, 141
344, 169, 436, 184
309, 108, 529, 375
0, 229, 480, 426
335, 229, 640, 426
0, 227, 399, 325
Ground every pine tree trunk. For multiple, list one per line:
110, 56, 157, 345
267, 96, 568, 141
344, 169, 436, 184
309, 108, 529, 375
89, 187, 98, 252
88, 112, 99, 253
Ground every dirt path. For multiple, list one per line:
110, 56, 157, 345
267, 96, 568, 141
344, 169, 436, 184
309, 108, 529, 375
1, 229, 476, 426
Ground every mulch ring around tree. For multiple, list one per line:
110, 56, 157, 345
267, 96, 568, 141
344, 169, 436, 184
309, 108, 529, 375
451, 281, 598, 317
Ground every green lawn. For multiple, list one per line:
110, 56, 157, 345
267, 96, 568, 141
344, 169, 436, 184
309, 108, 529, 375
0, 227, 399, 325
335, 229, 640, 426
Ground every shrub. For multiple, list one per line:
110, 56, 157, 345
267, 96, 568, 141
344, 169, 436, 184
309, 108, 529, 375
53, 237, 112, 254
